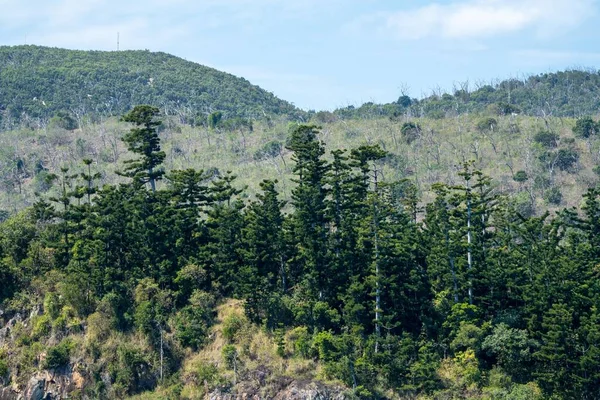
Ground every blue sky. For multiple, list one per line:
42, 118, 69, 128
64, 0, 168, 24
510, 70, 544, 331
1, 0, 599, 110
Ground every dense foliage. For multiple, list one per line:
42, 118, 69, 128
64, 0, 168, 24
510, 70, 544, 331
1, 108, 600, 398
0, 46, 300, 129
331, 69, 600, 120
2, 45, 600, 132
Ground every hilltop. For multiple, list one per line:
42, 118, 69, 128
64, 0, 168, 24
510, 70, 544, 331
333, 69, 600, 120
0, 45, 301, 128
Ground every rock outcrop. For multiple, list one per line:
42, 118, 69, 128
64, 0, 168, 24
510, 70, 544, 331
209, 377, 348, 400
0, 365, 87, 400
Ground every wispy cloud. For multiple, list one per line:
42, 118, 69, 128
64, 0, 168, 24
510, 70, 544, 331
349, 0, 596, 40
0, 0, 340, 50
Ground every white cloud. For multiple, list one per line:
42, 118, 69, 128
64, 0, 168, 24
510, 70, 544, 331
352, 0, 596, 40
0, 0, 341, 50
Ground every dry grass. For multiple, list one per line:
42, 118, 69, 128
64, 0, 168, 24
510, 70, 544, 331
179, 298, 327, 398
2, 113, 599, 216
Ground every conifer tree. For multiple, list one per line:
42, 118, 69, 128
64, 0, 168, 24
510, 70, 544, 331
286, 124, 331, 299
199, 172, 244, 296
120, 105, 165, 191
240, 180, 287, 323
535, 303, 577, 396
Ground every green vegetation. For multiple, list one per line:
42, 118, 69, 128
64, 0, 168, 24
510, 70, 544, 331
43, 339, 73, 370
573, 116, 600, 138
1, 104, 600, 398
2, 50, 600, 398
333, 70, 600, 119
3, 107, 600, 218
0, 45, 300, 129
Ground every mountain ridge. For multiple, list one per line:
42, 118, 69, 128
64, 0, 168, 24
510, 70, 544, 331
0, 45, 301, 128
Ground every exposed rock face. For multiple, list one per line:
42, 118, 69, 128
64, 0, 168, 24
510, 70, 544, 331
0, 313, 22, 348
3, 375, 347, 400
23, 376, 45, 400
209, 378, 348, 400
0, 386, 17, 400
0, 366, 87, 400
271, 381, 347, 400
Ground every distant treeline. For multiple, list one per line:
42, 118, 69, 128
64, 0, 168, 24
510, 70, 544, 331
326, 69, 600, 120
0, 45, 301, 130
2, 46, 600, 132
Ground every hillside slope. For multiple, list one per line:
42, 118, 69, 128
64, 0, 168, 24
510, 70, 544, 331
1, 110, 599, 216
333, 69, 600, 120
0, 45, 300, 127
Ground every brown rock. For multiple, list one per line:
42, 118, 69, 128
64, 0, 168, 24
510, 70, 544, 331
72, 371, 85, 390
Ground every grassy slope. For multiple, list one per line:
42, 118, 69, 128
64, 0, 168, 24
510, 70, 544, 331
1, 112, 599, 216
1, 292, 345, 399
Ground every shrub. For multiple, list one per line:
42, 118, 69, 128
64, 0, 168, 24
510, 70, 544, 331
345, 129, 360, 139
174, 265, 208, 302
513, 192, 535, 217
44, 339, 72, 370
454, 349, 481, 387
109, 343, 154, 396
31, 314, 52, 340
450, 323, 484, 353
482, 323, 536, 373
86, 312, 112, 343
312, 331, 338, 362
43, 291, 62, 319
428, 109, 446, 120
33, 170, 55, 193
397, 95, 412, 108
533, 175, 550, 191
513, 171, 528, 183
207, 111, 223, 129
496, 102, 521, 115
254, 141, 282, 161
506, 383, 543, 399
314, 111, 337, 124
189, 361, 224, 390
312, 301, 341, 331
556, 148, 579, 171
174, 304, 210, 350
221, 345, 238, 370
287, 326, 312, 358
220, 117, 253, 132
573, 117, 598, 138
61, 274, 96, 317
274, 325, 286, 357
476, 117, 498, 133
533, 131, 559, 148
544, 187, 562, 205
48, 112, 78, 131
442, 303, 481, 339
382, 154, 407, 170
222, 312, 246, 342
539, 148, 579, 172
0, 357, 8, 380
401, 122, 421, 143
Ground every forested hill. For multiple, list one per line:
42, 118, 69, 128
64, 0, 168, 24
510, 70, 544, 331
2, 114, 600, 398
334, 69, 600, 120
0, 45, 300, 126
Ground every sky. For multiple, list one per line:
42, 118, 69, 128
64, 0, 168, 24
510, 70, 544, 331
1, 0, 599, 111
